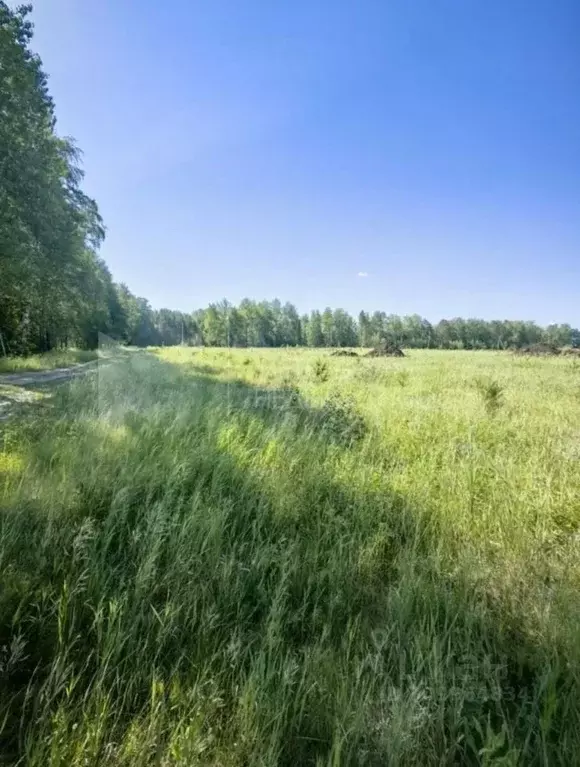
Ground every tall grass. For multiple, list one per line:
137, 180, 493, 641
0, 348, 579, 765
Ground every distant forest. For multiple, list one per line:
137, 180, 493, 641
1, 4, 579, 356
111, 302, 580, 352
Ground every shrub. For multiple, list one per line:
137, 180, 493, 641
396, 370, 410, 388
474, 376, 504, 414
280, 375, 302, 410
318, 393, 367, 446
312, 359, 330, 383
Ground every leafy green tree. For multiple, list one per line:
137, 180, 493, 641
305, 311, 324, 347
400, 315, 425, 347
369, 311, 386, 345
419, 318, 435, 347
544, 323, 573, 348
382, 314, 403, 346
202, 304, 227, 347
227, 306, 247, 347
279, 302, 302, 346
357, 311, 372, 347
321, 307, 335, 346
154, 309, 196, 346
333, 308, 357, 347
0, 2, 107, 353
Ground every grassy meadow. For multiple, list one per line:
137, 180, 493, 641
1, 347, 579, 765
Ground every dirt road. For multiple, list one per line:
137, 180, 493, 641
0, 360, 100, 422
0, 359, 99, 387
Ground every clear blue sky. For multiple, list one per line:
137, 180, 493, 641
30, 0, 580, 324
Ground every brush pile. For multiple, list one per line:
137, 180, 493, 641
365, 341, 405, 358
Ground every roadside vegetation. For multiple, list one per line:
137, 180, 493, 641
0, 349, 98, 375
1, 347, 579, 765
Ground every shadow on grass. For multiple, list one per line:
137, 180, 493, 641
0, 350, 579, 765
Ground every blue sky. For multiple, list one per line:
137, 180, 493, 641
30, 0, 580, 323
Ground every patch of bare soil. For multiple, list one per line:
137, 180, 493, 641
0, 385, 45, 422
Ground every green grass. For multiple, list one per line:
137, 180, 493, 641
0, 348, 98, 375
1, 347, 579, 765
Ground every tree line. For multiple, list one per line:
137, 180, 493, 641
144, 300, 579, 350
1, 4, 578, 356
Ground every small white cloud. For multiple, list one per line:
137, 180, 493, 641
357, 271, 368, 278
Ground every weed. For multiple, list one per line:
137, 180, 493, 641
397, 370, 410, 387
475, 376, 504, 414
312, 358, 330, 383
280, 374, 302, 410
318, 392, 367, 445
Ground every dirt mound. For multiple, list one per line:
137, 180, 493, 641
329, 350, 359, 357
561, 347, 580, 356
365, 341, 405, 358
515, 343, 561, 357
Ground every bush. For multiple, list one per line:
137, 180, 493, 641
474, 376, 504, 414
396, 370, 410, 388
318, 393, 367, 446
312, 359, 330, 383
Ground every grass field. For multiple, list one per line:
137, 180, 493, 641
1, 347, 579, 765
